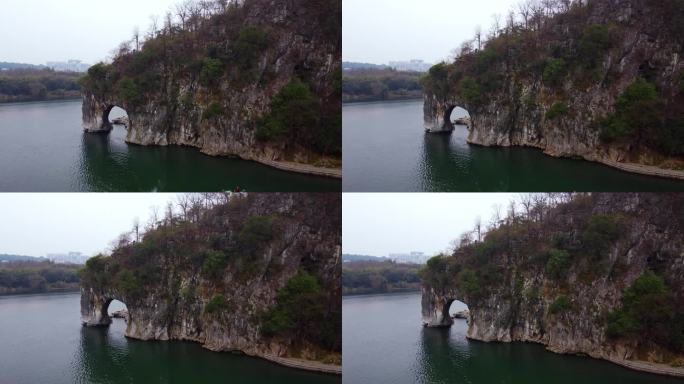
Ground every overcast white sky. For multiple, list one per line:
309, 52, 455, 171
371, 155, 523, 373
343, 193, 519, 257
343, 0, 520, 65
0, 0, 181, 65
0, 194, 180, 257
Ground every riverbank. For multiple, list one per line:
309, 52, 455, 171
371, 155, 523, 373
465, 336, 684, 379
257, 159, 342, 179
606, 356, 684, 378
262, 354, 342, 375
467, 139, 684, 183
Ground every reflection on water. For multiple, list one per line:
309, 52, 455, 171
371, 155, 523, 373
0, 100, 339, 192
343, 292, 684, 384
0, 293, 339, 384
343, 100, 684, 191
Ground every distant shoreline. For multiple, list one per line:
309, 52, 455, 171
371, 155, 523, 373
0, 288, 80, 297
342, 96, 423, 104
342, 289, 420, 297
0, 96, 82, 105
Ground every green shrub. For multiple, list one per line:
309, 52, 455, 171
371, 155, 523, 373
549, 295, 571, 314
201, 250, 227, 279
232, 25, 270, 71
547, 102, 568, 120
600, 78, 662, 141
578, 24, 614, 66
606, 271, 675, 346
582, 214, 621, 258
256, 78, 317, 143
117, 77, 141, 106
202, 101, 223, 120
543, 58, 566, 86
457, 268, 480, 296
115, 269, 140, 296
205, 294, 229, 313
459, 76, 482, 105
473, 239, 498, 263
200, 58, 224, 86
237, 216, 274, 257
81, 255, 109, 287
260, 270, 338, 349
545, 249, 571, 280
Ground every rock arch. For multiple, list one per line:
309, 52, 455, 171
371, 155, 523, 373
80, 288, 117, 326
82, 92, 131, 133
421, 286, 463, 328
423, 94, 472, 133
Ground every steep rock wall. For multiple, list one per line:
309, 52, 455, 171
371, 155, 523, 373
82, 0, 341, 177
422, 194, 684, 377
424, 0, 684, 178
81, 193, 341, 373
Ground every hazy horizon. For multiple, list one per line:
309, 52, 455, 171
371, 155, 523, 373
0, 194, 180, 257
0, 0, 182, 65
343, 193, 519, 257
343, 0, 521, 65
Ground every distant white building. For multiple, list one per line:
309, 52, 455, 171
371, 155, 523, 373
46, 252, 88, 265
45, 60, 90, 73
388, 59, 432, 73
388, 251, 428, 264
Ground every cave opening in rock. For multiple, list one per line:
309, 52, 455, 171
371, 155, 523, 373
447, 106, 471, 130
105, 106, 129, 129
448, 299, 469, 322
105, 299, 129, 323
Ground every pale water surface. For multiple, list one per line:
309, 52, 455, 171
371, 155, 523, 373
342, 292, 684, 384
0, 292, 340, 384
0, 100, 340, 192
342, 100, 684, 192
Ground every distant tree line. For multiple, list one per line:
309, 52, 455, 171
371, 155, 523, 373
343, 68, 423, 103
0, 69, 81, 103
0, 261, 80, 295
342, 260, 422, 295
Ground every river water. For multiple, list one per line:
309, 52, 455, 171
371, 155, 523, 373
342, 100, 684, 192
342, 292, 683, 384
0, 100, 340, 192
0, 292, 339, 384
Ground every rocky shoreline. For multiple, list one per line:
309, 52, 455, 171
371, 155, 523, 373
463, 333, 684, 378
467, 140, 684, 181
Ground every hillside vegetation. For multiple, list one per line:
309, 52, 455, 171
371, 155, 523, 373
81, 0, 341, 157
422, 193, 684, 367
423, 0, 684, 164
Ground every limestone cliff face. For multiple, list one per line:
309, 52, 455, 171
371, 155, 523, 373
81, 193, 341, 369
424, 0, 684, 176
422, 194, 684, 376
82, 0, 341, 176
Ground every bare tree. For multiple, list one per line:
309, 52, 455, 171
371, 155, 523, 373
507, 200, 517, 223
474, 216, 482, 242
506, 10, 517, 32
175, 1, 190, 30
132, 217, 140, 242
490, 204, 502, 228
490, 13, 502, 37
148, 14, 160, 39
518, 1, 532, 29
133, 26, 141, 51
474, 25, 483, 50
